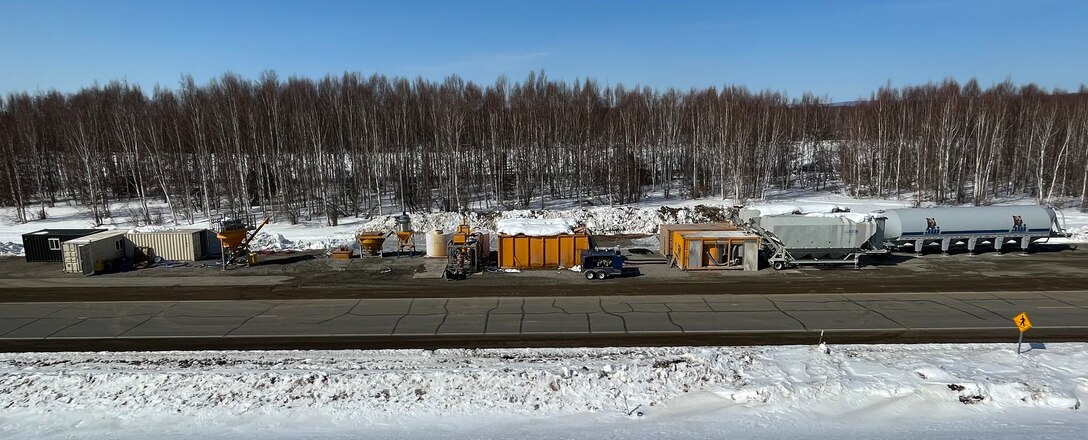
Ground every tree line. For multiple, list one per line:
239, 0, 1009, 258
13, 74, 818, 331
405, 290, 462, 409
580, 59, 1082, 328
1, 72, 1086, 227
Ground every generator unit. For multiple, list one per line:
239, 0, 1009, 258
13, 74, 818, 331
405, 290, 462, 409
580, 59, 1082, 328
580, 249, 625, 280
444, 224, 488, 280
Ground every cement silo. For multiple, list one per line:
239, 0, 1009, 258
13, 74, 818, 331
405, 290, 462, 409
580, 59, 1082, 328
750, 215, 887, 269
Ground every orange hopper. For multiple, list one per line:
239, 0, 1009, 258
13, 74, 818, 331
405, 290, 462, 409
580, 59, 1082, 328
357, 232, 386, 256
217, 229, 248, 254
216, 217, 270, 260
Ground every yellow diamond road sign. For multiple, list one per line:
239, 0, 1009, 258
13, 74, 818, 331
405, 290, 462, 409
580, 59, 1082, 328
1013, 312, 1032, 333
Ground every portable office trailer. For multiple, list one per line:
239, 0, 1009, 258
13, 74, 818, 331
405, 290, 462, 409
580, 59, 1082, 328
498, 233, 592, 269
20, 229, 104, 262
62, 230, 131, 275
657, 223, 737, 256
669, 230, 761, 271
126, 229, 214, 261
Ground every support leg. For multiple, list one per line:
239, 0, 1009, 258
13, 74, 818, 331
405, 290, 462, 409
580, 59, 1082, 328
940, 238, 951, 255
1020, 236, 1031, 255
994, 236, 1005, 255
967, 237, 978, 256
915, 239, 925, 256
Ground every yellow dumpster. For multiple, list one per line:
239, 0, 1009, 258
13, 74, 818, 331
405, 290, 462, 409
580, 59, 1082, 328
497, 233, 591, 269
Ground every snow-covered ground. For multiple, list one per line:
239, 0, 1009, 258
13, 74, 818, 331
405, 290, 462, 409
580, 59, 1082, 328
2, 189, 1087, 256
0, 343, 1085, 439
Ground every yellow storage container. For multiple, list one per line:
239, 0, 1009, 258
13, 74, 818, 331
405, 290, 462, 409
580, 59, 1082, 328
671, 230, 761, 271
658, 223, 737, 256
498, 233, 591, 269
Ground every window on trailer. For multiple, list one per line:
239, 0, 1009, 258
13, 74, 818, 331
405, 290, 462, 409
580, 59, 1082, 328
48, 238, 61, 251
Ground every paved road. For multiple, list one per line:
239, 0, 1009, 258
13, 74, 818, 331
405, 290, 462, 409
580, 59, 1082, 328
2, 290, 1087, 351
0, 276, 292, 288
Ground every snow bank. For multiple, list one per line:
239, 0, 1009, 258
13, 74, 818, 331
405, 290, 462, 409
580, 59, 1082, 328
354, 204, 735, 237
495, 218, 578, 236
1069, 225, 1088, 243
246, 232, 295, 251
0, 241, 23, 256
1, 344, 1084, 426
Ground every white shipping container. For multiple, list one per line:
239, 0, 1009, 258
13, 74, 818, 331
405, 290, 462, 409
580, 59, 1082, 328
62, 230, 131, 275
126, 229, 211, 261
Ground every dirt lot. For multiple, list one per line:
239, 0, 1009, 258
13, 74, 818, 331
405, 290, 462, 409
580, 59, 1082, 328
0, 238, 1084, 302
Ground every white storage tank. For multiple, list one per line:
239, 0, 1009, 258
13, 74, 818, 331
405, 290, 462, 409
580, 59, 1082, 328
883, 206, 1058, 242
425, 229, 452, 258
881, 206, 1062, 253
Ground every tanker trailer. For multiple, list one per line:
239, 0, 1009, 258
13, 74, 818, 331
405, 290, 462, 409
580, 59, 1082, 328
880, 206, 1068, 255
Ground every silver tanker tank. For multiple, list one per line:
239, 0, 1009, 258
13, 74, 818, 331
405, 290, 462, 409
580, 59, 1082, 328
880, 206, 1064, 254
754, 215, 884, 260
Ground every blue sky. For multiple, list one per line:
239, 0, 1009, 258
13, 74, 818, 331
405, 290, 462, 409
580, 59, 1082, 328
1, 0, 1085, 101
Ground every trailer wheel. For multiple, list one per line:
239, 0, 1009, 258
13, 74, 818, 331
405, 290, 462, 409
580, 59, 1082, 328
772, 261, 786, 270
595, 270, 608, 280
584, 270, 597, 280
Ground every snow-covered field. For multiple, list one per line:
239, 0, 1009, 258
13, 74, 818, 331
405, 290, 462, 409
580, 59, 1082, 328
2, 189, 1087, 256
0, 343, 1085, 439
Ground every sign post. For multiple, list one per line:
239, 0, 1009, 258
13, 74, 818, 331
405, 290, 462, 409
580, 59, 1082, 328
1012, 312, 1032, 355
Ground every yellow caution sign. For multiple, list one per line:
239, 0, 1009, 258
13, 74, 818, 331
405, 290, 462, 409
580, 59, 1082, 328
1013, 312, 1032, 333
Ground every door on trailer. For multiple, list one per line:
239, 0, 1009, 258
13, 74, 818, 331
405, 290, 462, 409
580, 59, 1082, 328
79, 245, 93, 275
62, 243, 78, 273
688, 240, 702, 270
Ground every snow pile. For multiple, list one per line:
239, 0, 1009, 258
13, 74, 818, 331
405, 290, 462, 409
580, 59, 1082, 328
245, 232, 337, 251
1069, 225, 1088, 243
246, 232, 296, 251
495, 218, 578, 236
0, 241, 23, 256
355, 204, 736, 237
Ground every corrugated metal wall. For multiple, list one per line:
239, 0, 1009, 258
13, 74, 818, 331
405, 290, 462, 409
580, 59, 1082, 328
498, 234, 590, 269
62, 231, 130, 274
21, 229, 104, 262
126, 230, 208, 261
